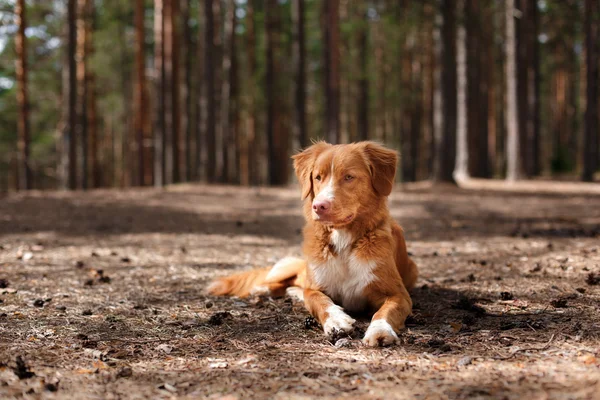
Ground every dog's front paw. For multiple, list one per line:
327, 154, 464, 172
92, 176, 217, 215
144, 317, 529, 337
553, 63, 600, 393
323, 305, 355, 337
362, 319, 400, 347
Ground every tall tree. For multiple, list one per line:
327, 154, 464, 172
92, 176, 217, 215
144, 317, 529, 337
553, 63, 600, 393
221, 0, 236, 183
356, 4, 369, 141
464, 0, 489, 178
86, 0, 98, 188
65, 0, 78, 189
244, 0, 259, 185
134, 0, 149, 186
195, 0, 205, 181
171, 0, 181, 183
454, 0, 468, 181
432, 0, 457, 184
323, 0, 341, 144
505, 0, 521, 181
583, 0, 599, 181
154, 0, 165, 187
163, 0, 174, 184
204, 0, 217, 182
76, 0, 89, 189
528, 0, 540, 176
265, 0, 289, 185
181, 0, 193, 181
292, 0, 307, 148
15, 0, 31, 190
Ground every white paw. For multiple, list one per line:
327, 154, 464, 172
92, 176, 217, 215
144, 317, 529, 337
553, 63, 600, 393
285, 286, 304, 301
362, 319, 399, 347
250, 285, 271, 296
323, 305, 355, 336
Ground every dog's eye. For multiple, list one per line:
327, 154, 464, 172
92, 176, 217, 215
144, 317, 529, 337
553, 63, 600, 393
315, 175, 321, 181
345, 175, 354, 181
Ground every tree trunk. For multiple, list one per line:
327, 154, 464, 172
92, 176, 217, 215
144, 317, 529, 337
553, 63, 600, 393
182, 0, 193, 182
135, 0, 148, 186
292, 0, 307, 148
583, 0, 599, 181
67, 0, 78, 189
505, 0, 521, 181
204, 0, 217, 182
76, 0, 89, 189
454, 0, 468, 181
171, 0, 181, 183
163, 0, 174, 184
323, 0, 341, 144
15, 0, 31, 190
221, 0, 236, 183
357, 5, 369, 141
484, 1, 496, 177
195, 0, 205, 181
265, 0, 288, 185
87, 0, 99, 187
245, 0, 259, 185
529, 0, 540, 176
432, 0, 457, 184
154, 0, 165, 187
515, 0, 528, 177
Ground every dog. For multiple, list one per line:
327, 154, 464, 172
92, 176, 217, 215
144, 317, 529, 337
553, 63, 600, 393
208, 141, 418, 346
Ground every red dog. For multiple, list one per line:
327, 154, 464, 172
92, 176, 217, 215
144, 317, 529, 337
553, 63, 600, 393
209, 141, 418, 346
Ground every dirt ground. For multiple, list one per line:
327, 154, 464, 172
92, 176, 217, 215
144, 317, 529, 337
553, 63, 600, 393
1, 181, 599, 399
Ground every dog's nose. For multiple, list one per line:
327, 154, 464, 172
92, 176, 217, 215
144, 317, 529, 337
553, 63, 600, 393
312, 200, 331, 215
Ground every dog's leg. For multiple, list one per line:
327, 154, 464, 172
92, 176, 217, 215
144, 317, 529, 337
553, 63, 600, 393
363, 292, 412, 347
303, 289, 355, 337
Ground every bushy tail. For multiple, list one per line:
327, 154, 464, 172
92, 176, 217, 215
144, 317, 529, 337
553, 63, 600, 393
207, 257, 307, 298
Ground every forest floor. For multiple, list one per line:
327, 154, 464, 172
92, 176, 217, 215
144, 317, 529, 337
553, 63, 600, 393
1, 181, 600, 399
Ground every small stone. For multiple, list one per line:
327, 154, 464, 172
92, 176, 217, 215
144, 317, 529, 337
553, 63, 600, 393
457, 356, 473, 366
334, 338, 354, 348
33, 299, 45, 308
44, 383, 58, 392
116, 367, 133, 378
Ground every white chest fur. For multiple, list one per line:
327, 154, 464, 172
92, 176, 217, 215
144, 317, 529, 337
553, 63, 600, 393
310, 229, 377, 312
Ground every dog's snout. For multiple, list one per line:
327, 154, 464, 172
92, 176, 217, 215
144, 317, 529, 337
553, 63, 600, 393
312, 199, 331, 215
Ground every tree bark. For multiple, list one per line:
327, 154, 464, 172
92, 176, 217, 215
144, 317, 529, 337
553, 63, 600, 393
221, 0, 236, 183
292, 0, 307, 148
135, 0, 148, 186
454, 0, 468, 181
433, 0, 457, 184
505, 0, 522, 181
15, 0, 31, 190
76, 0, 89, 189
182, 0, 193, 182
323, 0, 341, 144
171, 0, 181, 183
265, 0, 288, 185
86, 0, 98, 188
583, 0, 599, 181
245, 0, 259, 185
153, 0, 165, 187
204, 0, 217, 183
195, 0, 205, 181
66, 0, 78, 189
529, 0, 540, 176
357, 4, 369, 141
163, 0, 175, 184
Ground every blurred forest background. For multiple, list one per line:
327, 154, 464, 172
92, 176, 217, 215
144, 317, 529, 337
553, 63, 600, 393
0, 0, 599, 191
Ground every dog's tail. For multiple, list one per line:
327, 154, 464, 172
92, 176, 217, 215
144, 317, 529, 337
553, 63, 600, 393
207, 257, 307, 298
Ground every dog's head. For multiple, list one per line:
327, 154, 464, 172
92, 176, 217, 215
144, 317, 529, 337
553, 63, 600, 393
292, 141, 398, 227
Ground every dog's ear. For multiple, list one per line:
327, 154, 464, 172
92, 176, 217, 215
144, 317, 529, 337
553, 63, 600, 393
361, 142, 398, 197
292, 141, 331, 200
